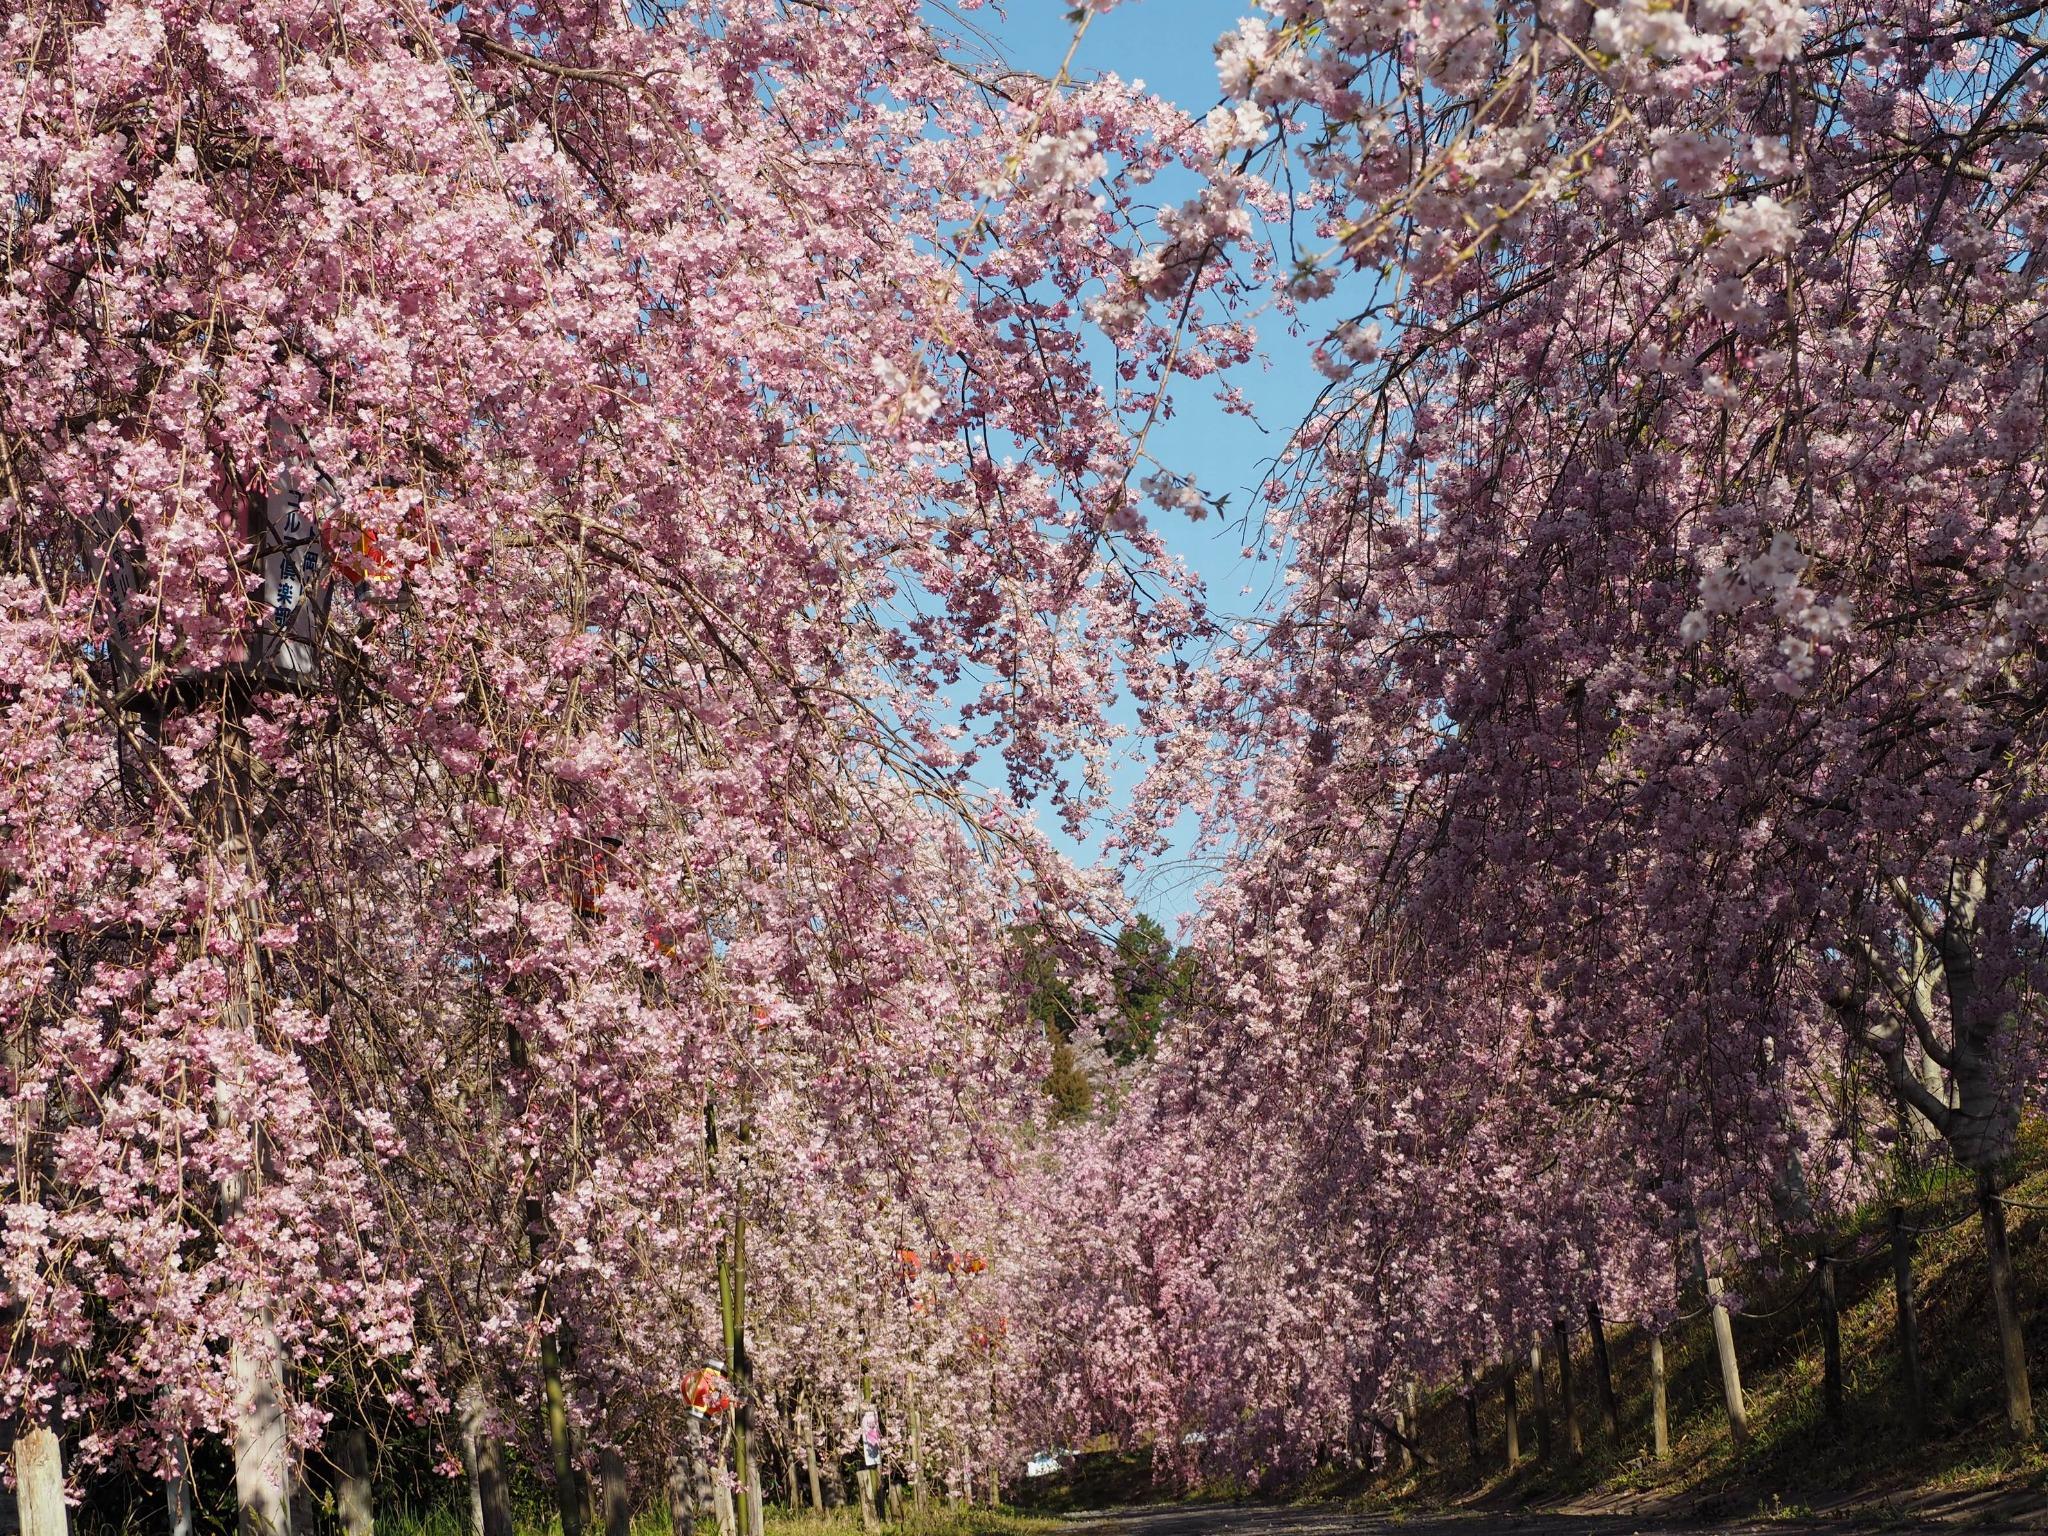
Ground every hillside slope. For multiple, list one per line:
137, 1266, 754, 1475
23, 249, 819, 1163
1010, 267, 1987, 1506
1376, 1137, 2048, 1526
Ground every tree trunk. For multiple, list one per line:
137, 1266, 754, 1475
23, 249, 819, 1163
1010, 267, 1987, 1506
337, 1426, 375, 1536
1706, 1276, 1748, 1447
1649, 1334, 1670, 1463
15, 1421, 69, 1536
1528, 1337, 1552, 1463
1585, 1302, 1621, 1443
1889, 1206, 1926, 1433
601, 1447, 631, 1536
475, 1428, 516, 1536
801, 1401, 823, 1512
1979, 1174, 2035, 1441
1502, 1359, 1520, 1469
910, 1405, 927, 1515
167, 1433, 196, 1536
540, 1328, 584, 1536
215, 791, 296, 1536
459, 1382, 509, 1536
666, 1454, 696, 1536
744, 1462, 764, 1536
1551, 1318, 1582, 1460
1816, 1254, 1844, 1426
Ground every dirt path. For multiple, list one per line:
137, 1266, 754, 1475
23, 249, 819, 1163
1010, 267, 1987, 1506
1058, 1495, 2047, 1536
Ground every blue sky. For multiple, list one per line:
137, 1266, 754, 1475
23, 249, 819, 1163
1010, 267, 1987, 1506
943, 2, 1335, 928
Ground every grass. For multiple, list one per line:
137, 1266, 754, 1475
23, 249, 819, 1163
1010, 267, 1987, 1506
1365, 1125, 2048, 1523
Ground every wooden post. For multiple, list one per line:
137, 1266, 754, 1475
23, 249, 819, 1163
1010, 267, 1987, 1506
1889, 1206, 1927, 1433
1706, 1276, 1748, 1446
1585, 1302, 1621, 1443
1816, 1254, 1844, 1426
1978, 1174, 2036, 1441
1461, 1360, 1482, 1469
1396, 1379, 1415, 1476
1529, 1337, 1552, 1463
1649, 1335, 1670, 1463
1502, 1358, 1521, 1469
1551, 1318, 1582, 1460
16, 1422, 69, 1536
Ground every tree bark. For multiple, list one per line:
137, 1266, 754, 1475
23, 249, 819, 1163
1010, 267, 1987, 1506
1551, 1318, 1582, 1460
910, 1404, 927, 1515
167, 1434, 196, 1536
801, 1400, 823, 1512
1585, 1301, 1621, 1443
1528, 1336, 1552, 1463
540, 1328, 584, 1536
337, 1426, 375, 1536
1649, 1334, 1670, 1463
476, 1432, 516, 1536
214, 786, 296, 1536
1889, 1206, 1926, 1434
601, 1447, 631, 1536
15, 1421, 69, 1536
1979, 1173, 2035, 1441
666, 1453, 696, 1536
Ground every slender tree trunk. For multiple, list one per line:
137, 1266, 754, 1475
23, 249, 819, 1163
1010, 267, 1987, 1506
457, 1383, 498, 1536
745, 1462, 764, 1536
666, 1454, 696, 1536
601, 1447, 631, 1536
477, 1434, 516, 1536
1978, 1173, 2035, 1441
1585, 1302, 1621, 1443
1395, 1380, 1414, 1476
337, 1426, 375, 1536
167, 1434, 196, 1536
1706, 1276, 1748, 1447
1889, 1206, 1926, 1434
1816, 1254, 1844, 1426
801, 1401, 823, 1512
540, 1328, 584, 1536
1649, 1335, 1670, 1463
910, 1405, 928, 1515
16, 1421, 69, 1536
215, 788, 296, 1536
1502, 1359, 1520, 1469
1529, 1337, 1552, 1463
1551, 1318, 1582, 1460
